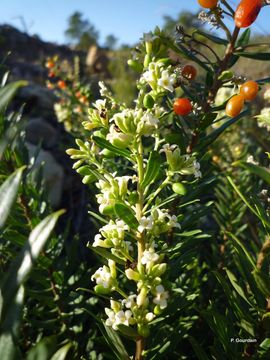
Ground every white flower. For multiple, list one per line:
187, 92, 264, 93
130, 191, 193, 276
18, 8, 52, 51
91, 266, 113, 288
145, 312, 155, 322
247, 155, 259, 165
157, 70, 175, 92
143, 70, 155, 83
93, 234, 107, 248
167, 215, 181, 229
122, 294, 137, 309
153, 285, 169, 309
93, 99, 106, 110
141, 113, 159, 128
138, 216, 154, 233
105, 308, 117, 329
141, 247, 159, 266
99, 81, 111, 97
159, 143, 178, 154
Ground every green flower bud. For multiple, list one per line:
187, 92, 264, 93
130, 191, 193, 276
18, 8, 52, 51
102, 205, 115, 216
82, 175, 96, 185
127, 59, 143, 73
172, 182, 187, 195
151, 263, 167, 277
143, 94, 155, 109
154, 305, 163, 316
125, 268, 140, 281
94, 285, 111, 295
138, 324, 150, 337
108, 131, 133, 149
144, 54, 151, 68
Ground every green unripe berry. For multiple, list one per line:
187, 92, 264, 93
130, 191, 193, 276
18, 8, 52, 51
172, 182, 187, 195
143, 94, 155, 109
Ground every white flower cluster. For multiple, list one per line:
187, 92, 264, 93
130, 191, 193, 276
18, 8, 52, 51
91, 260, 117, 291
140, 61, 176, 94
138, 209, 181, 235
96, 174, 131, 213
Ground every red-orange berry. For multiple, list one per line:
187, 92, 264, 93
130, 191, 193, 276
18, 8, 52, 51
57, 80, 67, 89
240, 80, 259, 101
48, 71, 55, 78
173, 98, 193, 116
46, 60, 55, 69
225, 94, 245, 118
182, 65, 197, 81
234, 0, 262, 28
198, 0, 218, 9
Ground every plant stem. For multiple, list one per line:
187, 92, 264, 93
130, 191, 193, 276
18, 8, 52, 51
135, 139, 146, 359
135, 337, 145, 360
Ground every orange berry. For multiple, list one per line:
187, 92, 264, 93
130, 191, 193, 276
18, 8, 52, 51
75, 91, 81, 98
79, 95, 88, 104
198, 0, 218, 9
46, 60, 55, 69
57, 80, 67, 89
173, 98, 193, 116
234, 0, 262, 28
225, 94, 245, 118
240, 80, 259, 101
182, 65, 197, 81
48, 71, 55, 78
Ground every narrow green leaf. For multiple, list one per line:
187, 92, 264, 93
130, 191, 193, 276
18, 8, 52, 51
233, 161, 270, 184
50, 343, 72, 360
99, 323, 130, 360
26, 337, 57, 360
235, 52, 270, 61
114, 202, 138, 230
0, 166, 26, 229
92, 136, 132, 160
196, 110, 248, 151
141, 151, 162, 188
225, 268, 253, 307
117, 324, 139, 338
195, 29, 228, 45
236, 29, 251, 47
0, 80, 27, 114
189, 336, 210, 360
0, 210, 64, 320
89, 246, 126, 265
0, 286, 24, 360
252, 269, 270, 298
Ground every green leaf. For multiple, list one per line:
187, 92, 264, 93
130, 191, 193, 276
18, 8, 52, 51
0, 210, 64, 320
235, 52, 270, 61
225, 268, 253, 307
252, 269, 270, 298
196, 110, 248, 151
50, 343, 72, 360
114, 202, 138, 230
0, 166, 26, 229
99, 324, 130, 360
0, 80, 27, 114
26, 337, 57, 360
233, 161, 270, 184
92, 136, 132, 160
117, 324, 139, 338
195, 29, 228, 45
141, 151, 162, 188
0, 286, 24, 360
236, 29, 251, 47
89, 246, 126, 265
189, 336, 210, 360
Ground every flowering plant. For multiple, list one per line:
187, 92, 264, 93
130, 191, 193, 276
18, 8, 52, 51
67, 1, 270, 358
